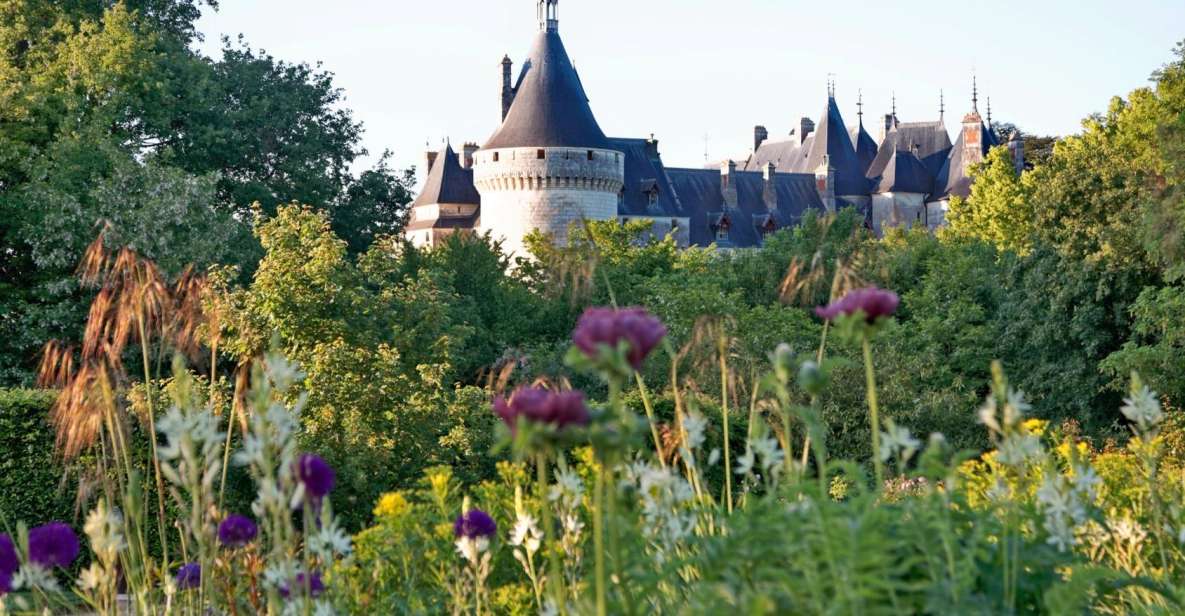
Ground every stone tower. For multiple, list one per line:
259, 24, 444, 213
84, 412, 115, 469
472, 0, 625, 259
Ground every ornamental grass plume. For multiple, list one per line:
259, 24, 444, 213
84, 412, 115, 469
573, 307, 667, 370
27, 523, 80, 569
494, 387, 591, 432
296, 454, 336, 500
218, 514, 258, 549
0, 534, 17, 595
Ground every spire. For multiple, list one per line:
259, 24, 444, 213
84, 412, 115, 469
538, 0, 558, 33
939, 90, 945, 121
857, 89, 864, 125
971, 73, 979, 114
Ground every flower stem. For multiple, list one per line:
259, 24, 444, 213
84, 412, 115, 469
137, 313, 170, 566
862, 335, 884, 490
593, 465, 607, 616
634, 372, 666, 468
719, 332, 733, 514
537, 454, 565, 614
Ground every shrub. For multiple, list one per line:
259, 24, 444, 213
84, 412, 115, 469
0, 390, 75, 530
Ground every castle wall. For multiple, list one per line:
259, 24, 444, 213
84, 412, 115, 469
871, 193, 926, 235
473, 146, 625, 258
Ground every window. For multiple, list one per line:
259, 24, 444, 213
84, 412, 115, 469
537, 149, 546, 160
648, 190, 658, 206
587, 150, 595, 161
493, 152, 500, 162
715, 227, 729, 242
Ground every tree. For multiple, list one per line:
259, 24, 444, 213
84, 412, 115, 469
946, 146, 1035, 255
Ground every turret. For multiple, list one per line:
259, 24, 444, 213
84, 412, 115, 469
473, 0, 625, 258
1008, 131, 1025, 175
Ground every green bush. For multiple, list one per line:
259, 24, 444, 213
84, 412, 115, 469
0, 389, 75, 529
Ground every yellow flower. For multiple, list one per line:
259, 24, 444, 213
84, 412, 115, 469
1021, 419, 1048, 436
373, 491, 411, 519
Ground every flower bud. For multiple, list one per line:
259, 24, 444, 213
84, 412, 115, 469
798, 361, 828, 397
772, 343, 795, 384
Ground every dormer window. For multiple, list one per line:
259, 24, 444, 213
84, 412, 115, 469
711, 213, 731, 242
587, 150, 595, 161
537, 149, 546, 160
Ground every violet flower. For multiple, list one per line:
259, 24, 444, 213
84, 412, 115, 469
0, 533, 17, 595
454, 509, 498, 540
279, 571, 325, 599
494, 387, 590, 432
573, 307, 667, 370
218, 514, 258, 549
296, 454, 336, 500
175, 563, 201, 591
815, 287, 900, 325
27, 522, 79, 569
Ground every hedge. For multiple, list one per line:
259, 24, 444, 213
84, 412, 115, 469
0, 389, 76, 529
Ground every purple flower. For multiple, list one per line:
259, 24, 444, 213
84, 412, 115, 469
279, 571, 325, 599
296, 454, 336, 500
453, 509, 497, 540
815, 287, 900, 325
0, 534, 17, 596
27, 522, 79, 569
494, 387, 590, 432
573, 307, 667, 370
218, 514, 258, 549
175, 563, 201, 591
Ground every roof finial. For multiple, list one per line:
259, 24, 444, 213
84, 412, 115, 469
972, 73, 979, 114
826, 73, 836, 98
940, 89, 945, 121
987, 96, 993, 126
538, 0, 558, 33
891, 91, 897, 119
857, 88, 864, 123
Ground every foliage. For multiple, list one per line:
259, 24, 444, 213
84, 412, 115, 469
0, 389, 74, 533
947, 146, 1036, 254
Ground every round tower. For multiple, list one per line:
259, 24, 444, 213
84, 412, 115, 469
472, 0, 624, 259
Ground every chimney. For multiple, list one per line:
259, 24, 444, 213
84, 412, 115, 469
799, 117, 816, 145
721, 159, 738, 208
753, 125, 769, 152
645, 133, 660, 159
461, 143, 478, 169
424, 150, 439, 175
814, 154, 836, 213
501, 55, 515, 121
881, 114, 898, 143
1008, 131, 1025, 175
961, 110, 986, 179
763, 162, 777, 211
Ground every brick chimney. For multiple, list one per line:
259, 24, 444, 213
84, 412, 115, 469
1008, 131, 1025, 175
799, 117, 816, 145
814, 154, 836, 213
501, 55, 515, 121
762, 162, 777, 211
960, 110, 986, 179
645, 133, 660, 160
461, 143, 479, 169
424, 150, 439, 175
754, 125, 769, 152
721, 160, 738, 208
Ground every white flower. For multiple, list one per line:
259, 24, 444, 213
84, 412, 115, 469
509, 514, 542, 553
996, 433, 1043, 466
77, 563, 105, 591
83, 501, 126, 561
1121, 385, 1163, 432
549, 466, 584, 510
682, 412, 707, 451
1072, 466, 1102, 502
12, 564, 59, 592
455, 536, 489, 565
879, 421, 920, 464
309, 518, 353, 559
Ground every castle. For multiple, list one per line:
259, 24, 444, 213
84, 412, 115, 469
404, 0, 1025, 255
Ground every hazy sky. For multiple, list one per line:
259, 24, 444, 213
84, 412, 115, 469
196, 0, 1185, 176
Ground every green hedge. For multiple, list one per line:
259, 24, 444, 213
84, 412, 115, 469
0, 389, 75, 529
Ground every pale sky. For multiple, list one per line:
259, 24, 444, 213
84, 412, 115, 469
197, 0, 1185, 176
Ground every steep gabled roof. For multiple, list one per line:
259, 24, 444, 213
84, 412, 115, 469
744, 138, 803, 172
894, 121, 953, 176
871, 147, 933, 195
664, 167, 824, 247
609, 137, 684, 217
483, 30, 610, 150
800, 97, 870, 196
412, 145, 480, 207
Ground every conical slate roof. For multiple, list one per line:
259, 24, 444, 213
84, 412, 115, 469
801, 97, 870, 196
412, 145, 480, 207
849, 121, 879, 175
483, 30, 610, 150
